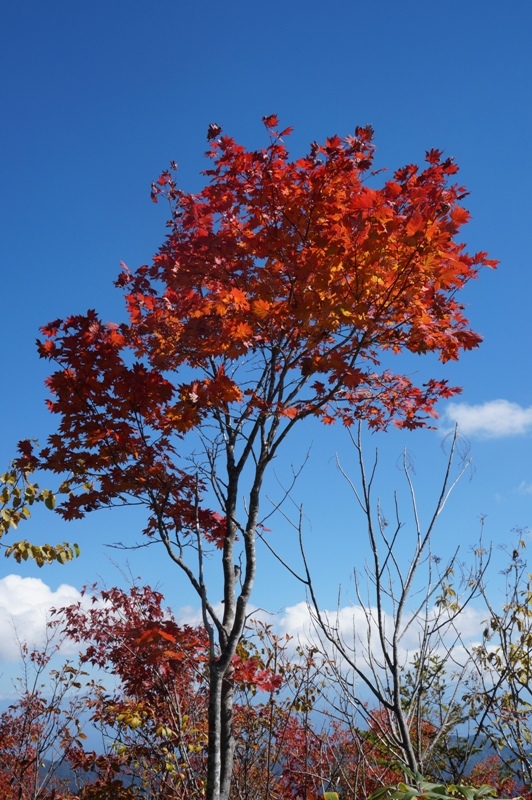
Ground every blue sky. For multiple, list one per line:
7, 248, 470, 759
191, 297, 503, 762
0, 1, 531, 680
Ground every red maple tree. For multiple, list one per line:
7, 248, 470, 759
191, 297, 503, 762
19, 116, 495, 800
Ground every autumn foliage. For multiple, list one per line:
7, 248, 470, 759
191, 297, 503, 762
2, 582, 528, 800
25, 116, 495, 526
10, 117, 497, 800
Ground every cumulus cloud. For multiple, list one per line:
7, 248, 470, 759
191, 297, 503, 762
0, 575, 84, 662
442, 399, 532, 438
0, 575, 489, 691
271, 600, 487, 670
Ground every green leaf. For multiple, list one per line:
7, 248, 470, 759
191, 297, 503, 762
43, 493, 56, 510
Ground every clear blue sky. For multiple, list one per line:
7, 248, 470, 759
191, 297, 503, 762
0, 1, 531, 673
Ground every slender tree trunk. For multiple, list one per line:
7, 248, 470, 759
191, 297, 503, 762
204, 437, 266, 800
220, 671, 236, 800
207, 664, 223, 800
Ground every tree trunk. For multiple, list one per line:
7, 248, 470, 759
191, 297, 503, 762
220, 671, 236, 800
207, 664, 223, 800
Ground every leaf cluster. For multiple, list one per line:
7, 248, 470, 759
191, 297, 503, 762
369, 765, 497, 800
0, 458, 79, 566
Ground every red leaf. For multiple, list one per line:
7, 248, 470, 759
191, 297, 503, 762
207, 122, 223, 140
262, 114, 278, 128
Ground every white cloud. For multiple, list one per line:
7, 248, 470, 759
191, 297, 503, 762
442, 399, 532, 438
517, 481, 532, 496
0, 576, 489, 684
0, 575, 84, 662
272, 601, 487, 671
176, 602, 226, 627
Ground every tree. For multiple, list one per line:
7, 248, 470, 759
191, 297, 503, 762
301, 427, 487, 778
467, 756, 521, 799
57, 583, 212, 799
0, 633, 87, 799
19, 116, 495, 800
398, 653, 483, 782
470, 537, 532, 787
